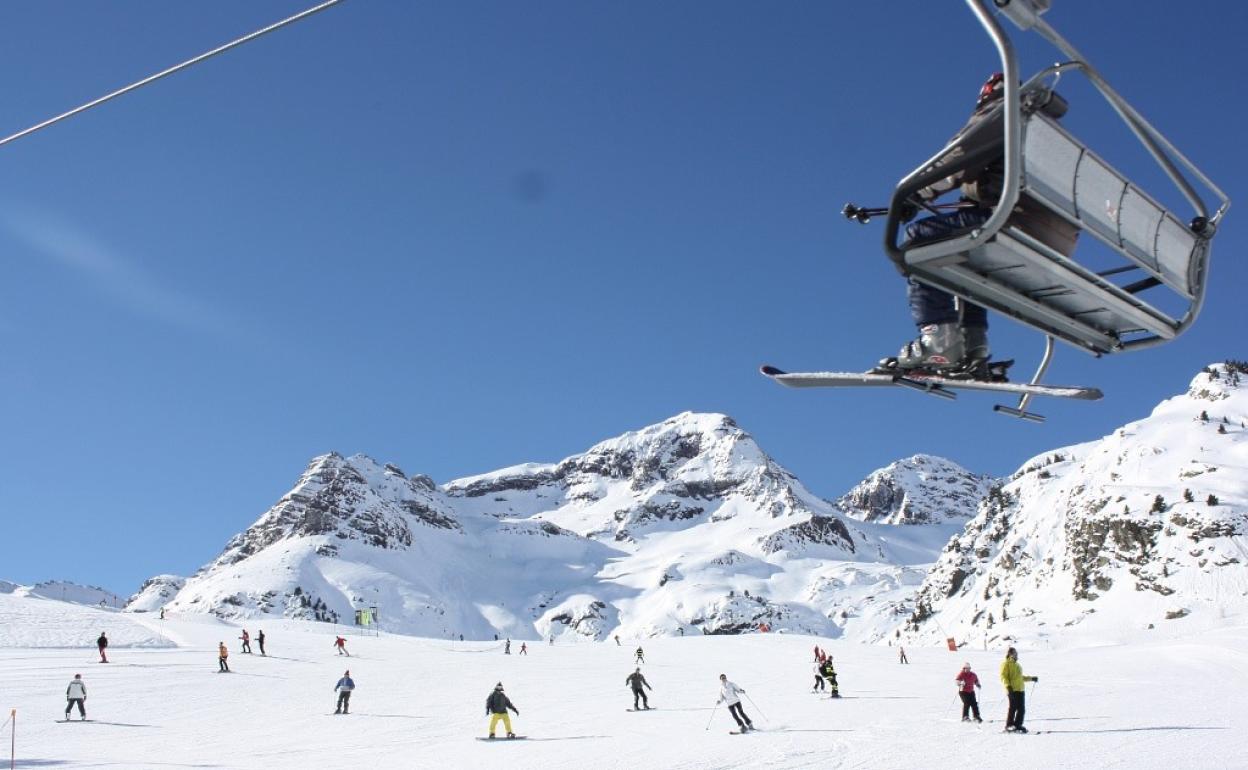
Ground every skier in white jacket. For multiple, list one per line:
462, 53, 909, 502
717, 674, 753, 732
64, 674, 87, 720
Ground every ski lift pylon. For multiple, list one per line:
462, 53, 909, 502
883, 0, 1230, 369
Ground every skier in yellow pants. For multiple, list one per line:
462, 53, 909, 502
485, 682, 520, 738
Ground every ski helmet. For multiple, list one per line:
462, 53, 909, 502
977, 72, 1005, 107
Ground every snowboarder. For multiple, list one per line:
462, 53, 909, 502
634, 646, 645, 665
239, 629, 251, 654
626, 667, 652, 710
899, 646, 909, 664
257, 629, 266, 656
334, 636, 350, 656
717, 674, 753, 733
812, 662, 825, 693
217, 642, 230, 672
1000, 647, 1038, 733
64, 674, 87, 720
504, 638, 511, 655
820, 658, 840, 698
519, 642, 527, 655
485, 682, 519, 739
878, 72, 1076, 376
956, 662, 983, 722
96, 632, 109, 663
334, 670, 355, 714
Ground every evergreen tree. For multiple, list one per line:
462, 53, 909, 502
1183, 489, 1195, 503
1151, 495, 1166, 513
1207, 494, 1220, 506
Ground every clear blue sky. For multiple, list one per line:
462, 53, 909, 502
1, 1, 1242, 593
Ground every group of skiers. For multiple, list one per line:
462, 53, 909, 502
68, 626, 1042, 737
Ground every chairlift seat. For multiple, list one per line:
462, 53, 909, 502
888, 100, 1211, 356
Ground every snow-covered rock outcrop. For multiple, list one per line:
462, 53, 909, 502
838, 454, 992, 526
901, 362, 1248, 648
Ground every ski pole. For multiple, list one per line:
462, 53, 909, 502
704, 702, 719, 731
743, 693, 769, 724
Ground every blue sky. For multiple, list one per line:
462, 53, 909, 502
1, 1, 1242, 593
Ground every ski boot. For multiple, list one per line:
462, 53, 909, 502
876, 322, 968, 374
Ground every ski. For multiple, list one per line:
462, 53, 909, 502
759, 365, 1102, 401
476, 736, 527, 741
56, 719, 92, 723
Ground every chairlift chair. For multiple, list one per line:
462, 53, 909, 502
882, 0, 1230, 418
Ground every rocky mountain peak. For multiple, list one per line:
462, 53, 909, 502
837, 454, 992, 525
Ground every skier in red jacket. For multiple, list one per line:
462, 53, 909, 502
955, 662, 982, 723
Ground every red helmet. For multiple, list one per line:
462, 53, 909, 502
977, 72, 1005, 106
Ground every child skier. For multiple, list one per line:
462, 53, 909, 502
239, 629, 251, 653
956, 662, 983, 722
334, 636, 350, 656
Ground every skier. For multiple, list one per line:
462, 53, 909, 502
717, 674, 753, 733
812, 644, 822, 663
634, 646, 645, 665
955, 662, 983, 723
879, 72, 1076, 376
626, 667, 652, 710
504, 639, 511, 655
614, 635, 620, 646
257, 629, 267, 656
96, 631, 109, 663
1000, 647, 1038, 733
217, 642, 230, 673
159, 608, 165, 620
820, 658, 840, 698
334, 636, 350, 656
333, 670, 355, 714
485, 682, 519, 739
519, 642, 527, 655
239, 629, 251, 654
64, 674, 87, 721
899, 646, 909, 665
812, 661, 825, 693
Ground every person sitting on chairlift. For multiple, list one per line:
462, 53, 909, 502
880, 72, 1077, 378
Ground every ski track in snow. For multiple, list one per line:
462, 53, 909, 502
1, 599, 1244, 769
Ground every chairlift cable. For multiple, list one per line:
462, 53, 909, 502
0, 0, 346, 150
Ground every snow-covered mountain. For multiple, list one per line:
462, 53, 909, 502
140, 413, 973, 641
1, 579, 125, 608
838, 454, 992, 526
901, 362, 1248, 648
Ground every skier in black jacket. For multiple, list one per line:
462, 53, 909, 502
625, 668, 652, 710
485, 682, 519, 739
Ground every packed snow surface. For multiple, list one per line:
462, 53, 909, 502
1, 594, 1243, 769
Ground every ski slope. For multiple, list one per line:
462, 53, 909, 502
1, 595, 1244, 769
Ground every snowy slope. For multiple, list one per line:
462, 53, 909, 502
902, 362, 1248, 648
143, 413, 972, 643
1, 589, 1244, 770
0, 592, 172, 649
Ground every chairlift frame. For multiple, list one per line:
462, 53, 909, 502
880, 0, 1230, 417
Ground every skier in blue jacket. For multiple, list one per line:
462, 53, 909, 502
334, 671, 355, 714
